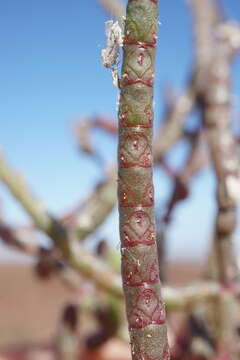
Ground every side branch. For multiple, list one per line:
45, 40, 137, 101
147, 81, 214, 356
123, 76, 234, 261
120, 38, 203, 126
0, 154, 122, 298
63, 169, 117, 241
0, 209, 224, 311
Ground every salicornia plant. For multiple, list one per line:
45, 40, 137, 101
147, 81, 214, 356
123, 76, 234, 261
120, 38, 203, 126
117, 0, 169, 358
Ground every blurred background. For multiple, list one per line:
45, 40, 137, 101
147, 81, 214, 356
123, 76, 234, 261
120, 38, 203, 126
0, 0, 240, 359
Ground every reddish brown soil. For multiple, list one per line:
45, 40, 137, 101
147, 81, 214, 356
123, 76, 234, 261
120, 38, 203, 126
0, 266, 69, 347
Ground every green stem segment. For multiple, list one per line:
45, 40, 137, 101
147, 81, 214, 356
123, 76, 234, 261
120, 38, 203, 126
118, 1, 169, 359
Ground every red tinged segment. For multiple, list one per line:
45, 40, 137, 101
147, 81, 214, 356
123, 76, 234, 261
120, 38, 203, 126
120, 133, 152, 168
137, 52, 145, 66
143, 184, 154, 205
129, 289, 166, 329
124, 24, 157, 49
119, 182, 136, 207
123, 47, 155, 86
119, 103, 153, 128
122, 73, 154, 88
122, 210, 155, 247
124, 39, 157, 48
123, 259, 159, 287
144, 104, 153, 126
119, 183, 154, 207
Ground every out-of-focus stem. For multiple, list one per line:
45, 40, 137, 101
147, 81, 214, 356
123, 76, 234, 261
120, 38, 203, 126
0, 219, 225, 321
0, 154, 122, 298
0, 154, 71, 258
200, 22, 240, 359
157, 132, 207, 283
201, 23, 240, 284
56, 303, 79, 360
0, 221, 227, 313
163, 132, 207, 225
154, 0, 221, 164
63, 169, 117, 241
0, 156, 235, 315
154, 89, 196, 162
0, 221, 39, 256
189, 0, 221, 68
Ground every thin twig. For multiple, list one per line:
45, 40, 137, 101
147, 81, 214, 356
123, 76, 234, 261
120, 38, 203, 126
0, 154, 122, 298
62, 168, 117, 241
154, 89, 196, 162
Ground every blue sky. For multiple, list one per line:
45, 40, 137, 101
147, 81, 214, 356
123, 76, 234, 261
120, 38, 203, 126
0, 0, 240, 261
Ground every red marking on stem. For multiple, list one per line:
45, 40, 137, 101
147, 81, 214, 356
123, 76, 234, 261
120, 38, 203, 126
119, 100, 153, 129
119, 182, 154, 207
143, 184, 154, 205
144, 104, 153, 125
122, 210, 155, 247
122, 73, 154, 87
120, 133, 152, 168
119, 183, 135, 207
124, 22, 157, 49
119, 105, 130, 126
129, 0, 158, 5
129, 289, 166, 329
137, 52, 145, 66
123, 259, 159, 287
124, 39, 156, 49
120, 112, 152, 128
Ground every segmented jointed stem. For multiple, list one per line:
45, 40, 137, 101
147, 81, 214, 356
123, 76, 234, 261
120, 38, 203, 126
201, 33, 240, 354
202, 32, 240, 285
118, 1, 169, 359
